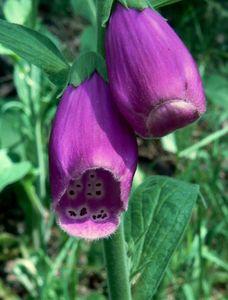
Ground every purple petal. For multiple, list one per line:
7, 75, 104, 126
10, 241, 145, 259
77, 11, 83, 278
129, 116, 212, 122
106, 5, 206, 138
49, 73, 137, 239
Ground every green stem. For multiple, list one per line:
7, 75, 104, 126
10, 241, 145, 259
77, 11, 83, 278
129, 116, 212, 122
96, 0, 106, 57
35, 117, 46, 200
95, 1, 131, 299
103, 223, 132, 300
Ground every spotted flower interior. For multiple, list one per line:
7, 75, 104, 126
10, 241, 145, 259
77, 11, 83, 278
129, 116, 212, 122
56, 169, 123, 239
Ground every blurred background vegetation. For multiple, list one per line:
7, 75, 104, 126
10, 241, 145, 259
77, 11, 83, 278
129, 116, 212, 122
0, 0, 227, 299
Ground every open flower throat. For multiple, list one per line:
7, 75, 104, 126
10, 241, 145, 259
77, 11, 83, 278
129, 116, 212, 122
57, 169, 122, 225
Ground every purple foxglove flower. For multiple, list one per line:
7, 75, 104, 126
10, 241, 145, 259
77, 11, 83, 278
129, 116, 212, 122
106, 4, 206, 138
49, 73, 137, 240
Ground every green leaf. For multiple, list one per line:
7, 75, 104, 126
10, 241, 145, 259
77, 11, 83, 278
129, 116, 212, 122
0, 150, 31, 192
69, 51, 107, 86
0, 43, 14, 55
70, 0, 96, 24
124, 176, 199, 300
3, 0, 32, 25
0, 18, 69, 86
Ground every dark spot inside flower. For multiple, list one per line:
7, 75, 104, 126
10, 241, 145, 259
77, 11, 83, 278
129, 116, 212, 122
93, 215, 97, 220
69, 190, 75, 196
90, 174, 95, 178
96, 183, 101, 187
88, 183, 91, 187
102, 214, 107, 219
96, 191, 101, 196
80, 207, 87, 216
100, 210, 104, 213
87, 192, 92, 196
76, 184, 81, 188
69, 210, 76, 217
97, 214, 102, 218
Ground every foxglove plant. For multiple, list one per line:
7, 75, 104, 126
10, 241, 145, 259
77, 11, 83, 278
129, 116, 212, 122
106, 4, 206, 138
0, 1, 206, 299
49, 73, 137, 240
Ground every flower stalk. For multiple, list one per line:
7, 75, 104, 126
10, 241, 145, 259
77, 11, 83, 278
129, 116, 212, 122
95, 1, 132, 299
103, 222, 132, 300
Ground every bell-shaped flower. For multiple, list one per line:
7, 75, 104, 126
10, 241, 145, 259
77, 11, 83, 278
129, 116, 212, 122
49, 73, 137, 240
106, 4, 206, 138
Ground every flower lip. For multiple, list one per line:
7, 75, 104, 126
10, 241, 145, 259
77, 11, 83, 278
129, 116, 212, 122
146, 99, 200, 138
55, 168, 124, 240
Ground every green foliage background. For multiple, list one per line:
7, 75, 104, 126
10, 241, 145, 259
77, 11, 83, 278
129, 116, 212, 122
0, 0, 227, 299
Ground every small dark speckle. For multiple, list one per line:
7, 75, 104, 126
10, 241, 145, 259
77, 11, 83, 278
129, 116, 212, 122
87, 193, 92, 196
97, 214, 102, 218
100, 210, 104, 213
69, 190, 75, 195
185, 82, 188, 90
96, 183, 101, 187
93, 215, 97, 220
102, 214, 107, 219
88, 183, 91, 187
96, 191, 101, 196
90, 174, 95, 178
69, 210, 76, 217
76, 184, 81, 188
80, 207, 87, 216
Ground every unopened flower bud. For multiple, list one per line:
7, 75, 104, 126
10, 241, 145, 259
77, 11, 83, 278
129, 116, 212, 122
106, 5, 206, 138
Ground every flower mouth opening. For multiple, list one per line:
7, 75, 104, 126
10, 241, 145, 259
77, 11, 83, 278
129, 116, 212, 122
55, 168, 123, 239
147, 99, 200, 138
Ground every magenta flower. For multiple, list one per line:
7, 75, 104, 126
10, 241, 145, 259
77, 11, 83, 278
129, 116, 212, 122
49, 73, 137, 240
106, 5, 206, 138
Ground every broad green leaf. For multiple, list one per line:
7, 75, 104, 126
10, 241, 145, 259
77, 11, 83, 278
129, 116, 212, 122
0, 150, 31, 191
0, 18, 69, 86
0, 43, 14, 55
69, 51, 107, 86
3, 0, 32, 25
70, 0, 96, 24
124, 176, 199, 300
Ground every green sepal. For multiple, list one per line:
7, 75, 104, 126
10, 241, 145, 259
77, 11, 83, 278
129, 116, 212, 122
69, 51, 108, 87
101, 0, 115, 27
100, 0, 151, 26
0, 18, 70, 87
100, 0, 182, 26
118, 0, 151, 10
152, 0, 183, 9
